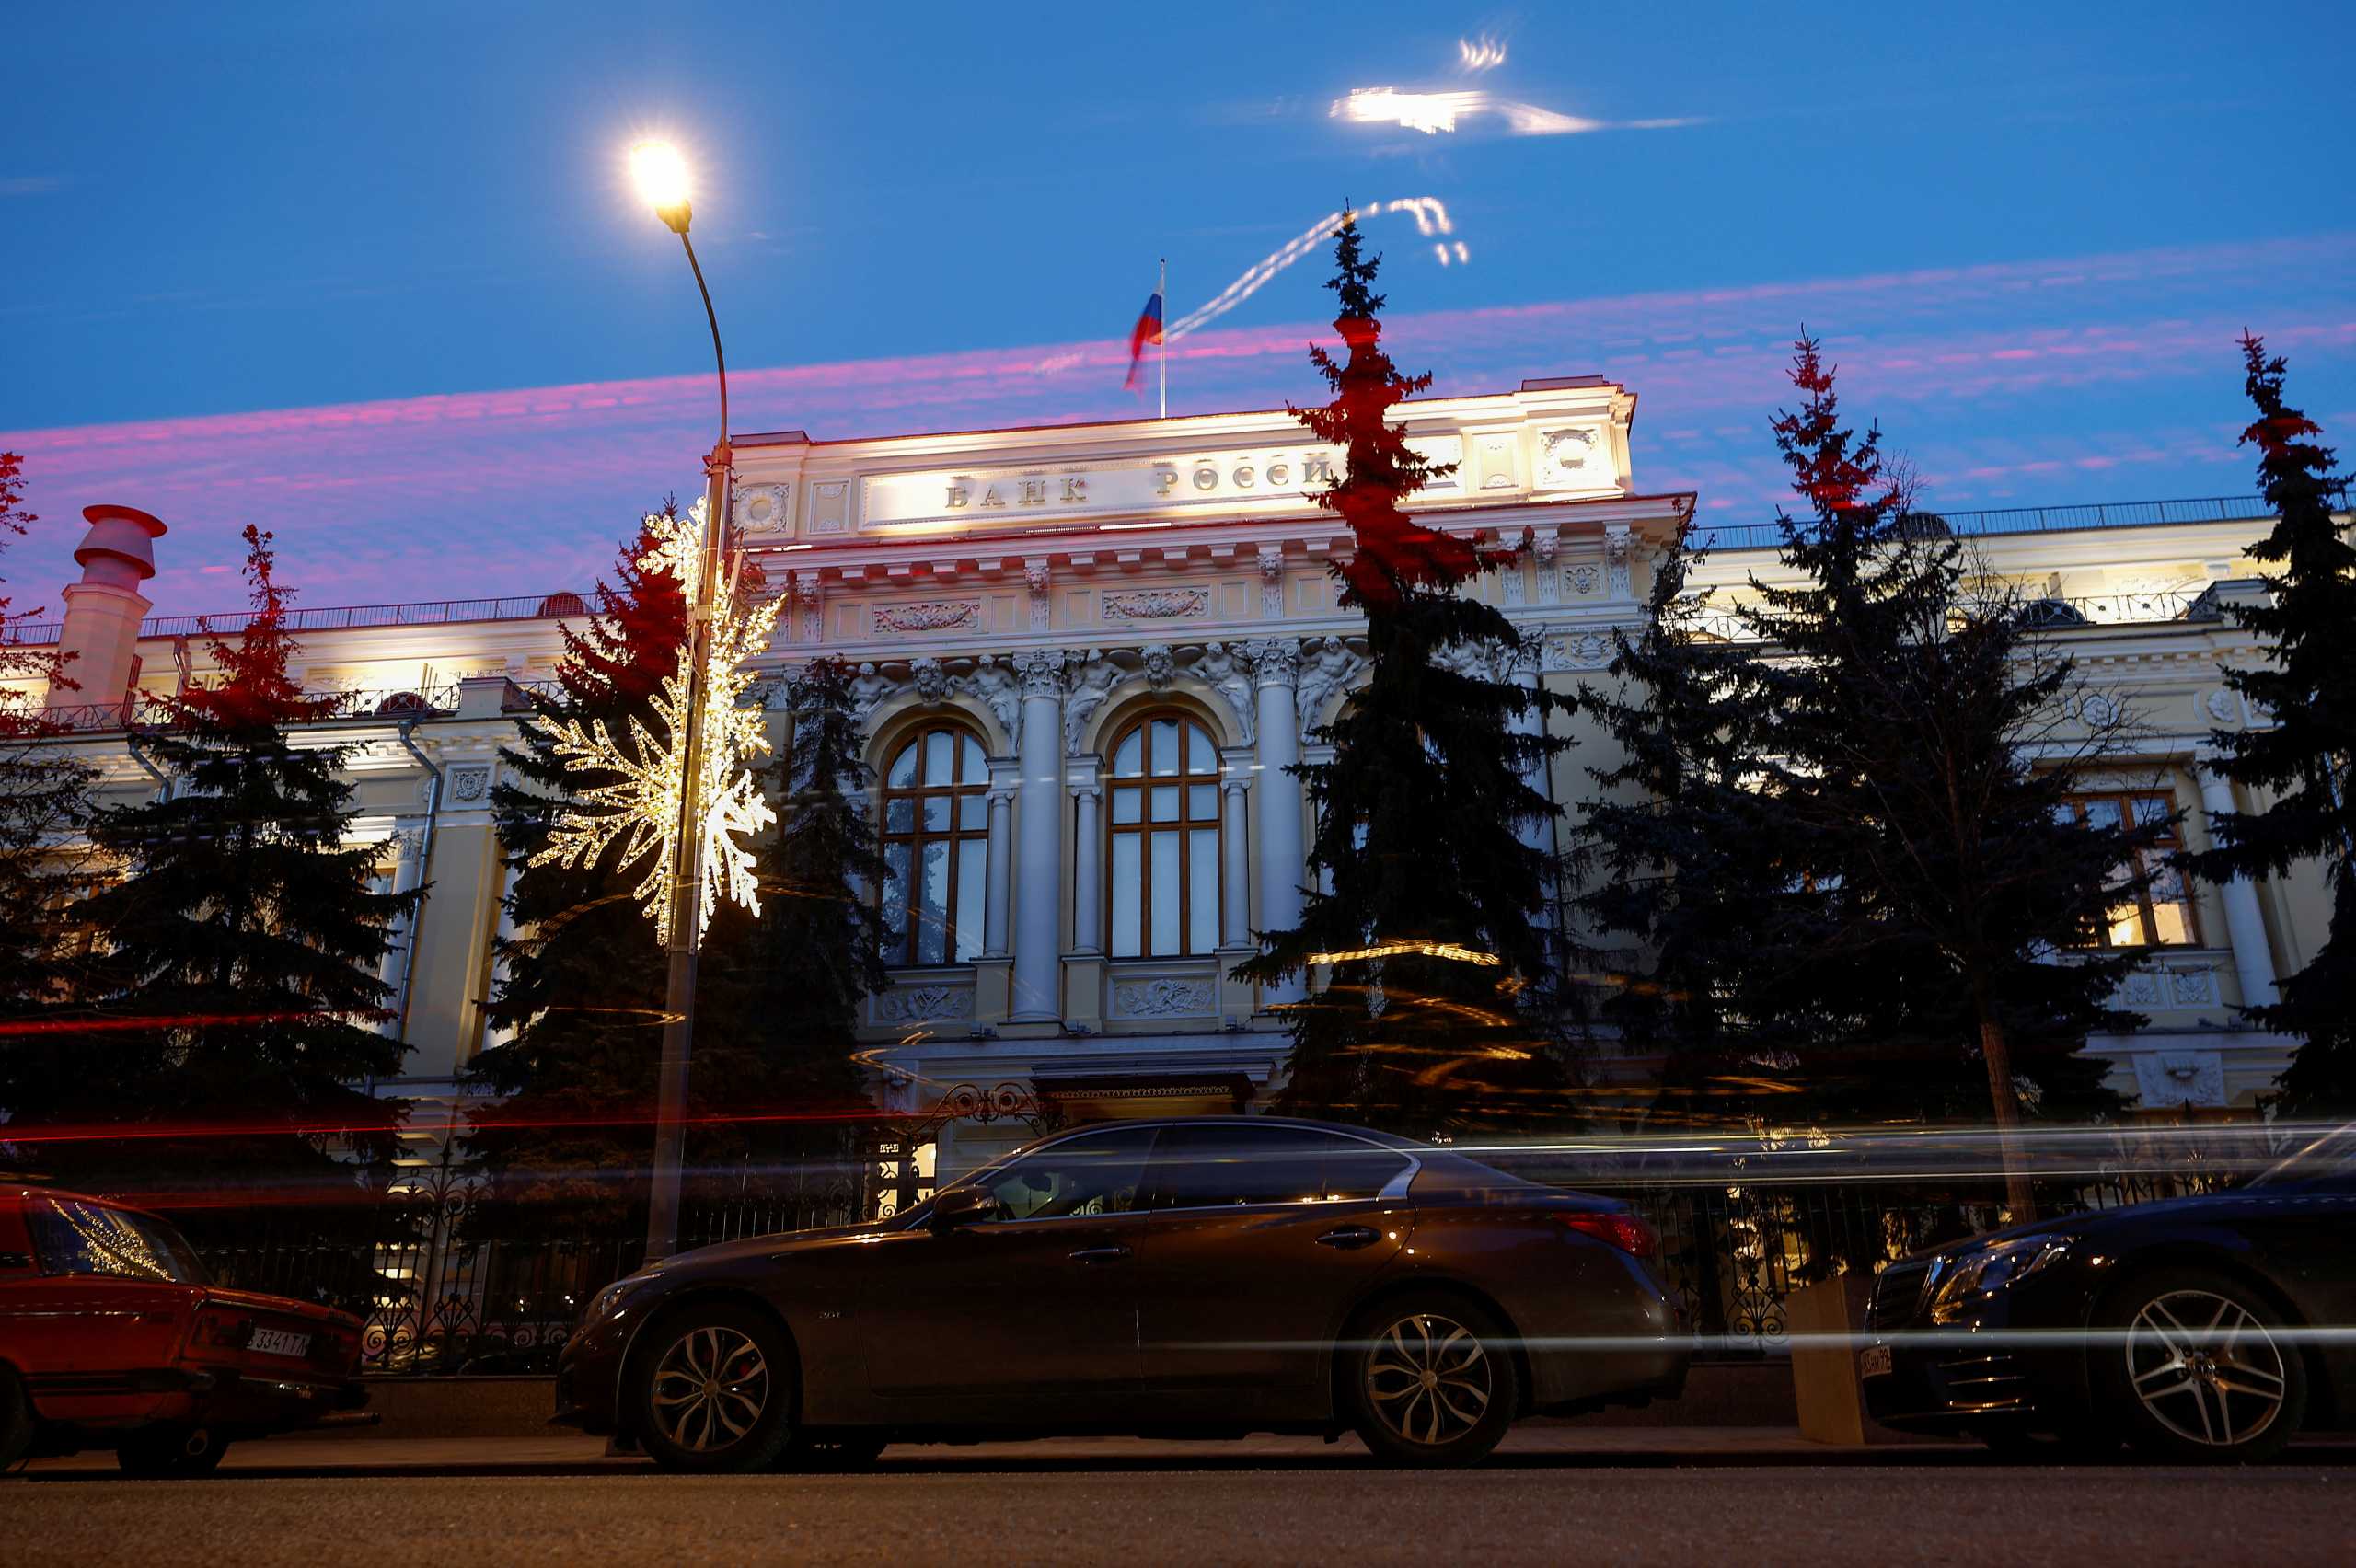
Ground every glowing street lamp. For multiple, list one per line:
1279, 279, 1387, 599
626, 137, 738, 1261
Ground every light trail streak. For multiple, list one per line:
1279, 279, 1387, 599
1166, 198, 1464, 342
1331, 87, 1703, 139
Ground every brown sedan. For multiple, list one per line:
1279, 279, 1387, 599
555, 1116, 1689, 1469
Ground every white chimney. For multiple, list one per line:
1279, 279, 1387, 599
48, 503, 166, 711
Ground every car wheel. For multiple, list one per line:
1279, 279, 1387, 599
0, 1368, 34, 1471
2093, 1267, 2307, 1464
630, 1304, 797, 1473
115, 1426, 228, 1478
1345, 1293, 1519, 1467
777, 1432, 889, 1471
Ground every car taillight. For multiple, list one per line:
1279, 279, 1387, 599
1556, 1211, 1657, 1260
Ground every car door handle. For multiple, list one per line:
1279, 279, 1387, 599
1316, 1226, 1383, 1250
1066, 1244, 1132, 1264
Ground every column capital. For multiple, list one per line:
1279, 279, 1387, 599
1245, 637, 1300, 689
1069, 782, 1103, 803
1014, 648, 1071, 698
1220, 776, 1252, 797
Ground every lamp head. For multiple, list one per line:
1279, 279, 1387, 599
630, 140, 693, 235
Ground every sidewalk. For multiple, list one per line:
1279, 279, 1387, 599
27, 1427, 1984, 1477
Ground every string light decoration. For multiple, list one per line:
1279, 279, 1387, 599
527, 498, 780, 945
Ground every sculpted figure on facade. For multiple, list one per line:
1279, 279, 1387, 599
1257, 546, 1286, 617
1023, 558, 1052, 632
1061, 654, 1121, 757
1138, 644, 1176, 691
1294, 636, 1365, 740
1190, 641, 1259, 746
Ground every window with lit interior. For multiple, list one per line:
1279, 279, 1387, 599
880, 724, 990, 965
2064, 791, 2200, 947
1105, 712, 1220, 958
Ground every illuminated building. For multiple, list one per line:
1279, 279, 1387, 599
9, 378, 2339, 1178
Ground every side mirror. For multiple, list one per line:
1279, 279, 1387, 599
930, 1185, 994, 1232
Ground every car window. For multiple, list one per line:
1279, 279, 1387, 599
1148, 1125, 1413, 1209
27, 1197, 208, 1284
976, 1127, 1158, 1221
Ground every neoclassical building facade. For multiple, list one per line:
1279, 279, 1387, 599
10, 378, 2338, 1182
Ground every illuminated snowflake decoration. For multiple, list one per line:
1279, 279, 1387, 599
527, 498, 780, 945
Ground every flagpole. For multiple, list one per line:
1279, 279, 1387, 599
1158, 256, 1168, 421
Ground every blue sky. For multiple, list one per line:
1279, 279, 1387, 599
5, 2, 2352, 614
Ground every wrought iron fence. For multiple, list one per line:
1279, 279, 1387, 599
193, 1160, 871, 1378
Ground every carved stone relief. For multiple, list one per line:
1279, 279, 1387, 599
1295, 637, 1365, 739
1111, 977, 1216, 1018
1103, 587, 1209, 622
873, 985, 976, 1024
733, 483, 793, 537
873, 601, 979, 635
1024, 559, 1052, 632
809, 481, 849, 535
1539, 427, 1598, 488
2130, 1049, 2225, 1109
1569, 563, 1600, 597
1257, 547, 1286, 617
448, 764, 492, 803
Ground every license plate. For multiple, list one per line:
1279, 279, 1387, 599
248, 1327, 312, 1359
1858, 1343, 1892, 1378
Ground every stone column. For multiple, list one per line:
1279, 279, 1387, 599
1507, 638, 1554, 923
1069, 782, 1103, 954
2194, 762, 2281, 1009
1009, 651, 1068, 1022
981, 785, 1015, 959
1250, 639, 1306, 1006
377, 828, 430, 1038
1219, 777, 1252, 947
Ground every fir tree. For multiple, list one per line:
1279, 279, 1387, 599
469, 504, 769, 1228
7, 525, 415, 1221
1566, 522, 1793, 1126
2180, 335, 2356, 1114
1234, 215, 1575, 1136
1741, 337, 2141, 1213
745, 657, 890, 1148
0, 450, 95, 1032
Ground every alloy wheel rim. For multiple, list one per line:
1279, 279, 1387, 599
2125, 1288, 2287, 1447
651, 1325, 770, 1453
1365, 1312, 1493, 1447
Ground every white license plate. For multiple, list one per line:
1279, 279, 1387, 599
249, 1327, 311, 1359
1858, 1343, 1892, 1378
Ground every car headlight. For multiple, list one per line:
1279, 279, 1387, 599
1928, 1235, 2075, 1322
585, 1270, 663, 1322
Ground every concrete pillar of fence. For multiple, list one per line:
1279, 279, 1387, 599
1787, 1271, 1891, 1446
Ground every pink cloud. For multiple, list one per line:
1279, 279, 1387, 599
4, 234, 2350, 617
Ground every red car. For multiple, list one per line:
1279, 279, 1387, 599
0, 1185, 369, 1475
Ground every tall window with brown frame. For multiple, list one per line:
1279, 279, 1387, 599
2063, 790, 2200, 948
880, 723, 990, 966
1105, 712, 1220, 958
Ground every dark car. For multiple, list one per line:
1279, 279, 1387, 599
1862, 1124, 2356, 1462
0, 1186, 370, 1475
556, 1116, 1688, 1470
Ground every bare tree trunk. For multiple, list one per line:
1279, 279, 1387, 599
1972, 979, 2038, 1221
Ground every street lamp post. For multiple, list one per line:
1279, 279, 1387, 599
632, 139, 732, 1262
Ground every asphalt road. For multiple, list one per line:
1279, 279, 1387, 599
8, 1455, 2353, 1567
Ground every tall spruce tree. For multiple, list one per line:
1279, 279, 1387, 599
1567, 523, 1795, 1126
1741, 337, 2142, 1213
746, 657, 890, 1152
10, 525, 415, 1219
1234, 216, 1575, 1136
469, 504, 769, 1228
2180, 335, 2356, 1114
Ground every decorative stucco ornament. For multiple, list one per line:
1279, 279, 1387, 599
525, 498, 780, 945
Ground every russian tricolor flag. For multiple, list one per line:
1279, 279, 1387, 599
1124, 287, 1163, 390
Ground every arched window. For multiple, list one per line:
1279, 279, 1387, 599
1106, 712, 1220, 958
880, 723, 990, 965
